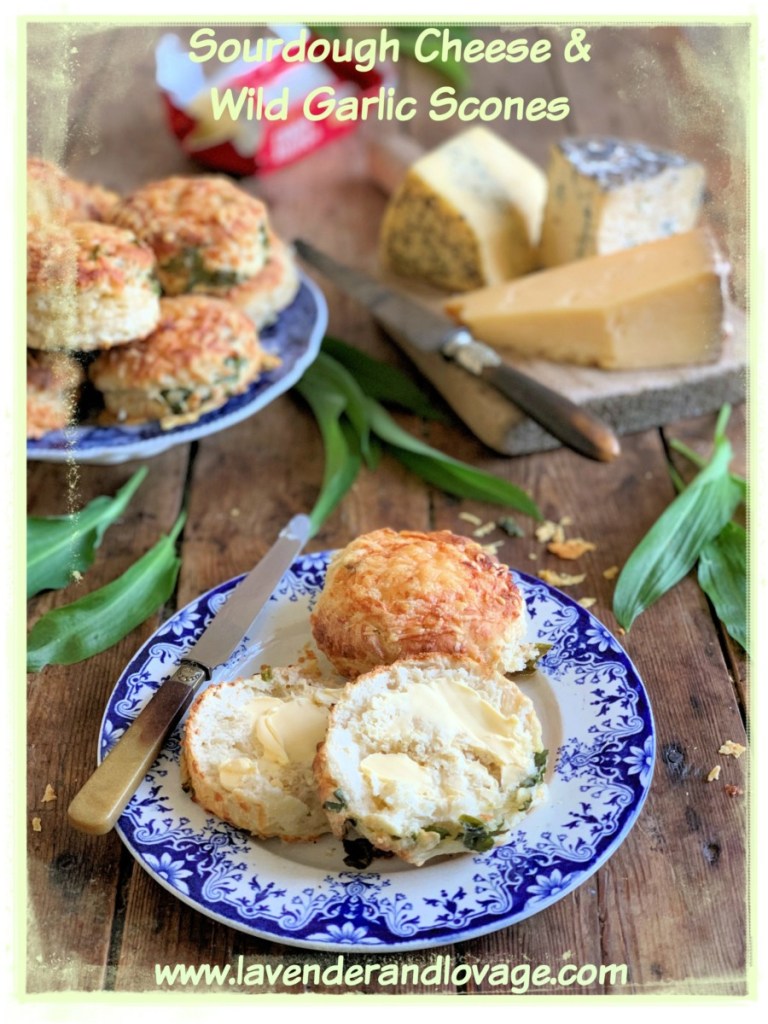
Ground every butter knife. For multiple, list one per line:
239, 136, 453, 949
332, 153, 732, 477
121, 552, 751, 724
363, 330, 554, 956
295, 239, 620, 462
67, 513, 311, 836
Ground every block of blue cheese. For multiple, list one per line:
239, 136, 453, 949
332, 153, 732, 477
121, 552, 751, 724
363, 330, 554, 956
380, 127, 547, 292
539, 137, 706, 268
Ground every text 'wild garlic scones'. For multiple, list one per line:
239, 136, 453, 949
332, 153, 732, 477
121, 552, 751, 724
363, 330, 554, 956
89, 295, 280, 427
110, 175, 270, 296
310, 529, 528, 678
27, 221, 160, 352
27, 157, 120, 229
26, 350, 85, 439
315, 656, 548, 866
226, 234, 301, 330
181, 667, 342, 841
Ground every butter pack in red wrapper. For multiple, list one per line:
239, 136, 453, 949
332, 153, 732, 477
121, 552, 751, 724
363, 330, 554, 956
156, 26, 394, 175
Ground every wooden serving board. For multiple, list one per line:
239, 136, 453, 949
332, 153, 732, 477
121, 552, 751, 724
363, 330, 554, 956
393, 307, 746, 456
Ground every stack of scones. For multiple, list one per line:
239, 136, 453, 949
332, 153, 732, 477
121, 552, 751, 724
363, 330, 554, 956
26, 160, 300, 437
182, 529, 549, 868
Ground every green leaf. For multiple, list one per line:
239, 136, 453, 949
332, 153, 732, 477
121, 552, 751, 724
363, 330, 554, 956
294, 375, 361, 537
26, 468, 148, 599
364, 398, 541, 519
27, 511, 185, 672
697, 521, 748, 653
669, 437, 747, 501
321, 336, 446, 421
613, 435, 743, 631
310, 352, 372, 463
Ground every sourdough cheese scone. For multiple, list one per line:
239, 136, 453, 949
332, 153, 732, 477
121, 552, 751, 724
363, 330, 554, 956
226, 234, 300, 330
311, 528, 529, 678
26, 350, 84, 438
539, 136, 706, 267
315, 656, 548, 866
181, 666, 343, 842
110, 175, 271, 296
89, 295, 280, 427
27, 221, 161, 352
27, 157, 120, 229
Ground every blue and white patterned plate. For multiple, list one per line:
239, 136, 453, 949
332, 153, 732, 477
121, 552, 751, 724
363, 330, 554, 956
101, 554, 655, 952
27, 275, 327, 465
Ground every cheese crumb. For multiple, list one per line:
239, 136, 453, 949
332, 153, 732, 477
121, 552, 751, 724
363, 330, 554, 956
535, 520, 565, 544
473, 520, 498, 539
559, 516, 573, 527
481, 541, 504, 556
707, 765, 721, 782
459, 512, 483, 526
603, 565, 620, 580
538, 569, 586, 587
547, 538, 597, 560
578, 597, 596, 609
528, 552, 538, 560
42, 784, 57, 803
32, 817, 42, 832
71, 569, 83, 583
230, 508, 241, 518
719, 741, 746, 759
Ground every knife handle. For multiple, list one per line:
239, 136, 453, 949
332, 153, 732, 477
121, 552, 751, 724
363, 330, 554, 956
481, 361, 621, 462
67, 663, 207, 836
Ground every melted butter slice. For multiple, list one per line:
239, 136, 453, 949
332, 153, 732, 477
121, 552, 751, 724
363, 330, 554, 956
407, 678, 528, 768
219, 756, 255, 791
360, 753, 433, 791
247, 696, 329, 766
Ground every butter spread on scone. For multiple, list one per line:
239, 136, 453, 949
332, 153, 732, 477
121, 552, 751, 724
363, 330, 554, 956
314, 655, 548, 866
310, 528, 529, 678
181, 665, 343, 842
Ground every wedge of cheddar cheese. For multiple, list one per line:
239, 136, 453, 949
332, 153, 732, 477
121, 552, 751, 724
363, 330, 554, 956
539, 137, 706, 268
380, 127, 547, 292
445, 229, 727, 370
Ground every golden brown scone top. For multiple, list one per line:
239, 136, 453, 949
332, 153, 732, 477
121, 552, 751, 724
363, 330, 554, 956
109, 175, 270, 294
27, 157, 119, 227
311, 528, 525, 678
90, 294, 270, 388
27, 220, 157, 294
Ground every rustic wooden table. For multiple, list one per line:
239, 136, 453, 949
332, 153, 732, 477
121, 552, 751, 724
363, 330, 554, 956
26, 23, 749, 996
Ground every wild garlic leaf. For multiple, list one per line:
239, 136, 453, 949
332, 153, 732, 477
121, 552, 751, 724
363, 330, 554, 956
27, 511, 185, 673
321, 336, 446, 422
613, 435, 742, 631
27, 467, 148, 599
697, 521, 748, 653
365, 398, 541, 519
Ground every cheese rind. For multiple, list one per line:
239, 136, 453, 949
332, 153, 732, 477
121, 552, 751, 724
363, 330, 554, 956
380, 127, 547, 292
446, 229, 727, 370
539, 137, 706, 268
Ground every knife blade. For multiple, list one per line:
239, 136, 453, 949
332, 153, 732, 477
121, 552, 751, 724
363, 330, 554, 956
67, 513, 311, 836
294, 239, 620, 462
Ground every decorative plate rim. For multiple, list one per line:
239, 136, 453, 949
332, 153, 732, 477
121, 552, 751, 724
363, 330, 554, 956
27, 273, 327, 465
101, 554, 655, 953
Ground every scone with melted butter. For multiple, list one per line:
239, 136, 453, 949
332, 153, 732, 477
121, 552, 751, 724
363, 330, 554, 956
314, 655, 548, 866
181, 665, 343, 842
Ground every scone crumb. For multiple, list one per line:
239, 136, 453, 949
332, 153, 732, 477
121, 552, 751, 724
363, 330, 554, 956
547, 538, 596, 560
42, 784, 57, 803
617, 627, 626, 636
578, 597, 596, 609
706, 765, 721, 782
603, 565, 620, 580
459, 512, 483, 526
528, 552, 538, 560
538, 569, 586, 587
559, 515, 573, 527
32, 817, 42, 832
724, 784, 744, 798
230, 508, 241, 518
719, 740, 746, 759
536, 520, 565, 544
